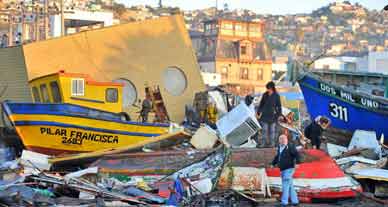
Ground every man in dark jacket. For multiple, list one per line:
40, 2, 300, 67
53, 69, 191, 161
272, 134, 300, 207
304, 116, 330, 149
257, 81, 282, 147
140, 96, 152, 123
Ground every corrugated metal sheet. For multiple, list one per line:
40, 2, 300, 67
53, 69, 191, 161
0, 47, 32, 126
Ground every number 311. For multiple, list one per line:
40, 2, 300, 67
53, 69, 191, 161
329, 103, 348, 122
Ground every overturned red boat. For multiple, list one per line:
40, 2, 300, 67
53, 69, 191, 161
230, 148, 362, 203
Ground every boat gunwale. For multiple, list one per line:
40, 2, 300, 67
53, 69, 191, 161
299, 74, 388, 115
12, 120, 163, 137
2, 101, 170, 128
299, 72, 388, 103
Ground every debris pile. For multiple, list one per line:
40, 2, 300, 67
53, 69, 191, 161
327, 130, 388, 204
0, 102, 386, 206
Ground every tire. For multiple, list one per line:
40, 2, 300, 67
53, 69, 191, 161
118, 112, 131, 121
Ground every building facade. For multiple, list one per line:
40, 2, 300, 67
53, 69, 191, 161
368, 51, 388, 75
191, 19, 272, 96
314, 51, 388, 75
313, 56, 368, 71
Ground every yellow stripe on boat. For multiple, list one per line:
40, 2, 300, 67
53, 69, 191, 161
9, 114, 168, 134
15, 125, 160, 154
8, 114, 169, 155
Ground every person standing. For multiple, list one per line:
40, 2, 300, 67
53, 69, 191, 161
304, 116, 330, 149
257, 81, 282, 147
140, 96, 152, 122
1, 34, 8, 48
271, 134, 300, 207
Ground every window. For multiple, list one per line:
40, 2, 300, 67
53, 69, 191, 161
32, 87, 41, 102
221, 66, 228, 79
240, 24, 247, 31
222, 23, 233, 30
106, 88, 118, 103
50, 81, 62, 103
40, 84, 50, 103
71, 78, 84, 96
217, 40, 238, 59
235, 24, 242, 31
163, 67, 187, 96
344, 62, 356, 71
240, 67, 249, 80
257, 68, 263, 80
240, 46, 247, 55
249, 25, 259, 32
205, 24, 211, 32
323, 64, 330, 70
113, 79, 137, 108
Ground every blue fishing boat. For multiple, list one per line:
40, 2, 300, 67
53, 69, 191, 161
298, 73, 388, 140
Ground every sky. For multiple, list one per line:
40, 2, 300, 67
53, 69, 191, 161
117, 0, 385, 15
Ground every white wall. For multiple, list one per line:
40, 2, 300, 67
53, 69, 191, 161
65, 10, 114, 26
368, 51, 388, 75
272, 63, 287, 72
50, 15, 62, 37
314, 57, 343, 70
356, 56, 368, 72
314, 56, 368, 72
199, 62, 216, 73
201, 72, 221, 87
50, 10, 114, 38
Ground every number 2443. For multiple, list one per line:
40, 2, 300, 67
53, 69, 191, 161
329, 103, 348, 122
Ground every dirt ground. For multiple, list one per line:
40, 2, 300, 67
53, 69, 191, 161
257, 197, 387, 207
255, 197, 388, 207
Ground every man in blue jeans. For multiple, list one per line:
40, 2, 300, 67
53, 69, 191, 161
257, 81, 282, 147
272, 134, 301, 207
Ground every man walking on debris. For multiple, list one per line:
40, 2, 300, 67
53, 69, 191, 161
272, 134, 301, 207
304, 116, 330, 149
257, 81, 282, 147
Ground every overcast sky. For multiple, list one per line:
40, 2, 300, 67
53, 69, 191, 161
117, 0, 384, 15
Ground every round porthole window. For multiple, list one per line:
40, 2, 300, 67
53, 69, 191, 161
163, 67, 187, 96
113, 79, 137, 108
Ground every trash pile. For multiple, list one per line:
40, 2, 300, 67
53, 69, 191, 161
0, 101, 384, 206
327, 130, 388, 205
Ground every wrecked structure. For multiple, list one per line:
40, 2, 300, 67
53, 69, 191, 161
0, 15, 206, 126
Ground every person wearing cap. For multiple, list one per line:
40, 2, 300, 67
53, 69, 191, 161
304, 116, 331, 149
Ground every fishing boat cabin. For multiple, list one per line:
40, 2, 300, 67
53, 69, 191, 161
29, 70, 124, 114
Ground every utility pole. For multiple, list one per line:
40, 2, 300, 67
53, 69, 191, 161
8, 12, 13, 46
20, 3, 25, 44
60, 0, 64, 36
44, 0, 49, 39
34, 2, 40, 41
215, 0, 218, 17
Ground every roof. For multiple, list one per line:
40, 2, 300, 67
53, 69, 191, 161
29, 70, 124, 87
203, 18, 265, 25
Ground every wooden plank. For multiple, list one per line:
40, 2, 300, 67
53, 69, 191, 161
49, 130, 191, 164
